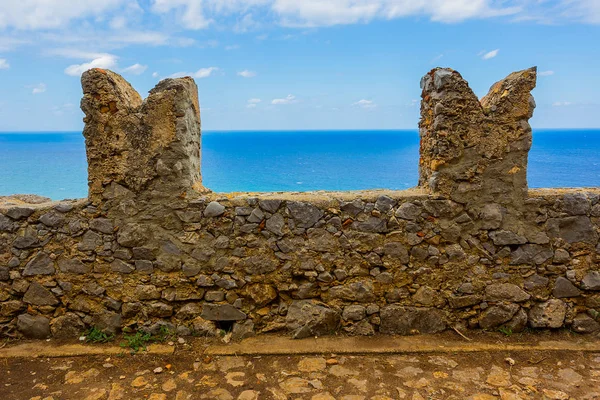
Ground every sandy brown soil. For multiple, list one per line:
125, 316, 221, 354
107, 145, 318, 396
1, 331, 599, 400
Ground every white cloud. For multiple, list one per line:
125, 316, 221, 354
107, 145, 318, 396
150, 0, 272, 30
271, 0, 520, 27
539, 70, 555, 76
481, 49, 499, 60
238, 70, 257, 78
31, 83, 47, 94
146, 0, 528, 30
56, 49, 149, 77
553, 102, 572, 107
63, 53, 118, 76
352, 99, 376, 109
209, 0, 272, 14
541, 0, 600, 24
110, 31, 174, 46
193, 67, 219, 78
122, 63, 148, 75
109, 15, 127, 30
0, 59, 9, 69
246, 99, 261, 108
246, 98, 261, 108
225, 44, 240, 50
272, 94, 296, 105
0, 0, 598, 46
0, 37, 29, 51
169, 67, 219, 79
42, 30, 194, 49
152, 72, 160, 78
151, 0, 213, 30
576, 0, 600, 24
234, 13, 262, 32
0, 0, 125, 30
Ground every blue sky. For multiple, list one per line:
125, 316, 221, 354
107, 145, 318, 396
0, 0, 599, 131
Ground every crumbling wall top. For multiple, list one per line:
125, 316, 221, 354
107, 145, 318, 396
81, 69, 204, 206
418, 67, 537, 208
80, 67, 540, 212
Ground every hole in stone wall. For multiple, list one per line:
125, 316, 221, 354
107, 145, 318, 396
215, 320, 235, 333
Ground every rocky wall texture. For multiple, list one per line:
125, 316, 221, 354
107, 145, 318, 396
81, 68, 205, 205
419, 67, 537, 207
1, 67, 599, 340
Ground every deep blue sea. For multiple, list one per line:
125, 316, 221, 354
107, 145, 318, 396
0, 130, 598, 200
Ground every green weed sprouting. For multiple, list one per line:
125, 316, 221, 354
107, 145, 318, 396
84, 327, 114, 343
154, 325, 175, 343
498, 326, 513, 337
121, 331, 152, 353
120, 326, 174, 353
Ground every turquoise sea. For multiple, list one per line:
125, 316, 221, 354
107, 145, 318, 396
0, 130, 598, 200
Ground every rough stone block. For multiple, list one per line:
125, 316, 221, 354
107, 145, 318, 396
23, 252, 55, 276
380, 305, 446, 335
51, 313, 85, 338
204, 202, 225, 217
582, 271, 600, 291
547, 216, 598, 244
572, 313, 600, 333
528, 299, 567, 328
552, 277, 581, 298
286, 300, 340, 339
201, 304, 247, 321
342, 305, 366, 321
58, 258, 91, 274
5, 207, 35, 220
479, 304, 519, 330
485, 283, 530, 303
17, 314, 50, 339
287, 202, 323, 228
23, 282, 59, 306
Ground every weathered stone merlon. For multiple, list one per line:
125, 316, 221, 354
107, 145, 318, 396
418, 67, 537, 206
81, 67, 538, 208
81, 68, 204, 204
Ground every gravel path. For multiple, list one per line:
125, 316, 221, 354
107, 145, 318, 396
1, 342, 599, 400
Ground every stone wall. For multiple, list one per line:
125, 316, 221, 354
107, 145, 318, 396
1, 67, 599, 340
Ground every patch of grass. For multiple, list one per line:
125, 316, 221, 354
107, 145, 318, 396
84, 327, 114, 343
154, 325, 175, 343
119, 326, 177, 353
498, 326, 513, 337
121, 331, 152, 353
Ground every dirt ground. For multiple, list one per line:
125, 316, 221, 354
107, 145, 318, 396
1, 331, 599, 400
